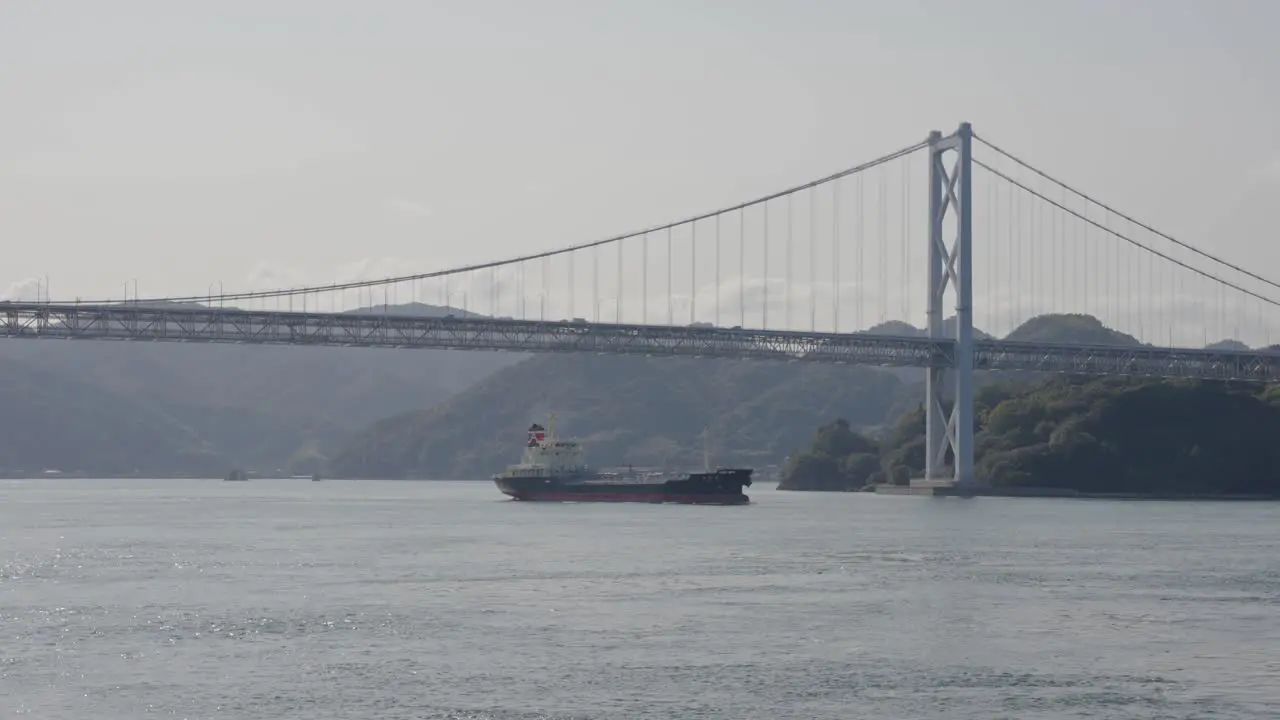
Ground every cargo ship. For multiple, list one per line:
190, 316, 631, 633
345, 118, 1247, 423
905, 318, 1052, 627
493, 421, 752, 505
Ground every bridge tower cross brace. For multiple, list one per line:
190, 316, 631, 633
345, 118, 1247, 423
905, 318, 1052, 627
924, 122, 977, 488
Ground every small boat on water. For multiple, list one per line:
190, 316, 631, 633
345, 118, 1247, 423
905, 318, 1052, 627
224, 469, 248, 482
492, 420, 752, 505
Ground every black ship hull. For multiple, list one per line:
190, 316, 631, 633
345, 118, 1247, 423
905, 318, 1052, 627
494, 468, 753, 505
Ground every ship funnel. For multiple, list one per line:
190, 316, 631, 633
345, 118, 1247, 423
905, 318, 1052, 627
527, 423, 547, 447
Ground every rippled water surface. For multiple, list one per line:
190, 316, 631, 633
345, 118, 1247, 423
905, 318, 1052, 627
2, 479, 1278, 719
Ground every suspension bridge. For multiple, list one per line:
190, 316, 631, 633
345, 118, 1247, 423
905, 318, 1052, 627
4, 122, 1280, 489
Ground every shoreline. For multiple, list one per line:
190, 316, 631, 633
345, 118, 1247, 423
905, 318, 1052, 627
8, 476, 1279, 501
868, 483, 1280, 501
0, 475, 489, 482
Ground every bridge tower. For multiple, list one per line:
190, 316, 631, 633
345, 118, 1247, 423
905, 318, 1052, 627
923, 123, 978, 489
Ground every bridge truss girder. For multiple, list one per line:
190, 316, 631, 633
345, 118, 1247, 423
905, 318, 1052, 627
975, 340, 1280, 382
0, 303, 943, 367
3, 303, 1279, 382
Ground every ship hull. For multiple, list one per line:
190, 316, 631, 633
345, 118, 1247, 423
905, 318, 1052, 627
494, 468, 752, 505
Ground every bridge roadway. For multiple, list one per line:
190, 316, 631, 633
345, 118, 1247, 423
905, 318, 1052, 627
2, 301, 1278, 382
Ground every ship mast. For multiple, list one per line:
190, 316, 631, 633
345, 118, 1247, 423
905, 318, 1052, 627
702, 424, 711, 472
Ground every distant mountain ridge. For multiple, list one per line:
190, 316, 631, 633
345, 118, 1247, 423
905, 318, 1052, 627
326, 312, 1236, 480
0, 302, 519, 476
326, 354, 917, 479
0, 355, 222, 476
1003, 314, 1141, 346
0, 309, 1268, 477
865, 318, 995, 340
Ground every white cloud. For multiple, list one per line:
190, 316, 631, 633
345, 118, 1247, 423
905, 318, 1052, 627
1, 277, 47, 302
524, 182, 553, 200
244, 263, 304, 290
224, 257, 457, 311
382, 196, 434, 221
490, 275, 889, 329
1254, 157, 1280, 180
338, 257, 445, 287
167, 256, 1278, 347
240, 256, 419, 291
257, 267, 873, 325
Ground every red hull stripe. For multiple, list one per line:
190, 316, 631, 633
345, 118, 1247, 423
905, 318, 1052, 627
504, 492, 749, 505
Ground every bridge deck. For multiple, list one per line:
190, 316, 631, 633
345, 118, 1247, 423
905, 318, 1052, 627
2, 302, 1278, 382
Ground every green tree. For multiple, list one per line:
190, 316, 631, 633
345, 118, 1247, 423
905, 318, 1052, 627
785, 375, 1280, 496
778, 419, 880, 491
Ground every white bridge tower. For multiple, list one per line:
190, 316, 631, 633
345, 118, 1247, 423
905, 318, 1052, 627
923, 122, 978, 489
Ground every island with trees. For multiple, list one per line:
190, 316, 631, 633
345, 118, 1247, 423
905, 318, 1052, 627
778, 376, 1280, 498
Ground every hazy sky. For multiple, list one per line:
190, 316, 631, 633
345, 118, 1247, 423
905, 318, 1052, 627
1, 0, 1276, 318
